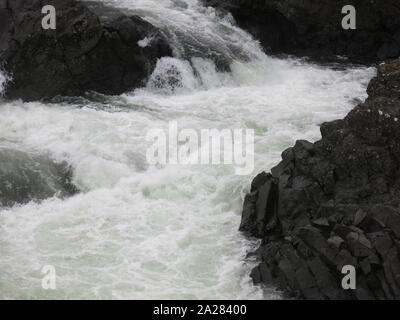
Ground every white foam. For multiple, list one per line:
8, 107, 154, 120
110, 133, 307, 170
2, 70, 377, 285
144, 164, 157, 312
138, 36, 153, 48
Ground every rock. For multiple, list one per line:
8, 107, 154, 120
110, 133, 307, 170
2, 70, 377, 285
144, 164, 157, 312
0, 0, 172, 101
240, 173, 279, 237
0, 148, 78, 207
203, 0, 400, 63
241, 58, 400, 299
312, 217, 330, 228
327, 236, 345, 249
354, 209, 367, 226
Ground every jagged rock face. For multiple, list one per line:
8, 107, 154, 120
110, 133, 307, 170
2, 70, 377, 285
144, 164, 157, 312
0, 148, 78, 207
241, 58, 400, 300
204, 0, 400, 63
0, 0, 172, 101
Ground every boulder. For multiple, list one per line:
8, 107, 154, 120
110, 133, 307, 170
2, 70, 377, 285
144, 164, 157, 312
0, 148, 77, 207
241, 58, 400, 299
0, 0, 172, 101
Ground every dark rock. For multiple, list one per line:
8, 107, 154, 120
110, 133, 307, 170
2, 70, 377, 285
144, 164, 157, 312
327, 236, 345, 250
0, 0, 172, 101
240, 173, 279, 237
312, 217, 330, 228
240, 191, 258, 235
240, 58, 400, 299
251, 171, 270, 192
354, 209, 367, 226
0, 148, 78, 207
203, 0, 400, 63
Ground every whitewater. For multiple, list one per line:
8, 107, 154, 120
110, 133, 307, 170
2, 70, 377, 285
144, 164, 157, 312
0, 0, 375, 299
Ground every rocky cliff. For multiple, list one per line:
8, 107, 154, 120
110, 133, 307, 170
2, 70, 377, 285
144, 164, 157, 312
0, 0, 172, 101
204, 0, 400, 63
241, 58, 400, 299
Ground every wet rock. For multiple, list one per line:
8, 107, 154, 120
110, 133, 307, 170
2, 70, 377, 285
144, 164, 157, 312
354, 209, 367, 226
0, 0, 172, 101
0, 148, 78, 207
241, 58, 400, 299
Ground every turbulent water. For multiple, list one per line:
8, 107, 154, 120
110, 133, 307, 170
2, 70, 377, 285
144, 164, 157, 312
0, 0, 375, 299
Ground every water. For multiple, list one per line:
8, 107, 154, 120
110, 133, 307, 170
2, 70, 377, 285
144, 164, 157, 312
0, 0, 375, 299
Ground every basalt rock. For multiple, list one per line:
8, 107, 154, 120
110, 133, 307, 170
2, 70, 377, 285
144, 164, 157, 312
203, 0, 400, 63
241, 58, 400, 299
0, 148, 78, 207
0, 0, 172, 101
